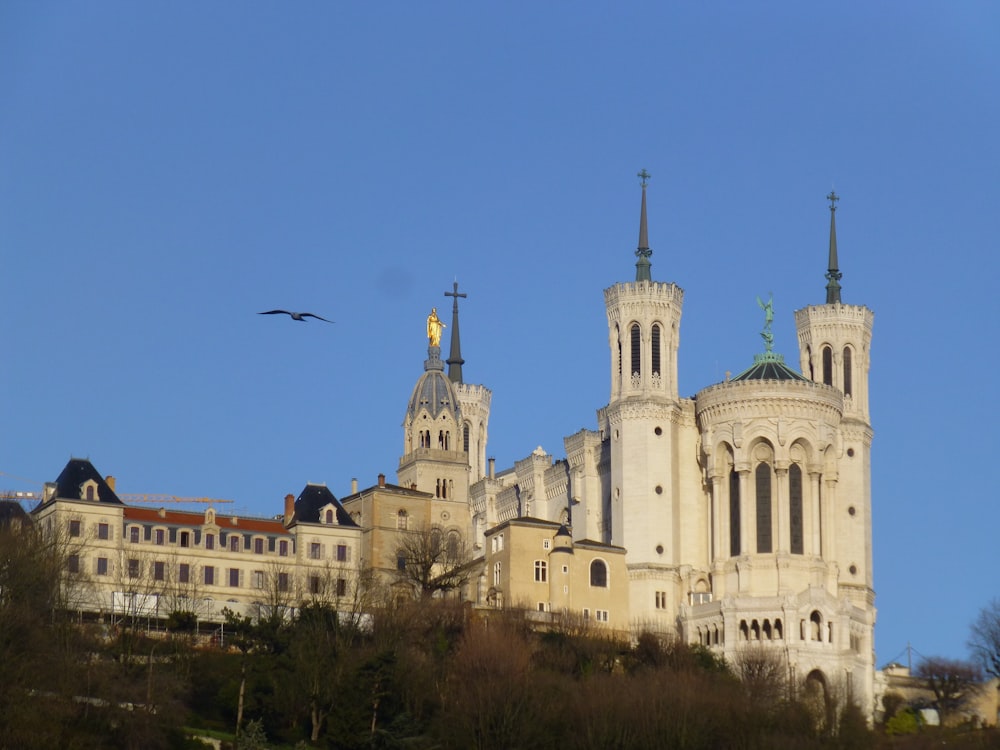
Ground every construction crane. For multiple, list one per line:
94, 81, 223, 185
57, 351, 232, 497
119, 494, 234, 506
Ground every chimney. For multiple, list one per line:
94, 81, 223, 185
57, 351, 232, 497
489, 457, 495, 479
378, 473, 386, 488
410, 483, 417, 490
284, 493, 295, 525
43, 482, 56, 504
351, 478, 358, 494
105, 475, 116, 491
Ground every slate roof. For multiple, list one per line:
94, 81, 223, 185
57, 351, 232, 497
731, 353, 808, 382
51, 458, 124, 505
293, 483, 358, 527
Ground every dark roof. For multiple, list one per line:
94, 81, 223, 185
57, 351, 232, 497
293, 483, 358, 527
731, 353, 808, 382
51, 458, 124, 505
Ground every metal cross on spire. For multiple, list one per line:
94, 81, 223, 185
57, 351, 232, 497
638, 168, 651, 187
825, 191, 842, 304
635, 169, 652, 281
827, 190, 839, 210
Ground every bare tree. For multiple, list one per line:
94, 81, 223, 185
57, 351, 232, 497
916, 656, 983, 725
395, 527, 471, 599
731, 644, 788, 711
969, 597, 1000, 680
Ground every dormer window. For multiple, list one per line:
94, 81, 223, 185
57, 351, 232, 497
80, 479, 99, 501
321, 505, 339, 525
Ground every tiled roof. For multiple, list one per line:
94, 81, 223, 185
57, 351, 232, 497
731, 353, 808, 382
124, 506, 289, 534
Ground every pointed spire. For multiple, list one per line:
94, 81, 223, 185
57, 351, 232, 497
444, 281, 467, 383
635, 169, 652, 282
825, 190, 842, 304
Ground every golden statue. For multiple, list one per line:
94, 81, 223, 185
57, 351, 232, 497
426, 307, 446, 346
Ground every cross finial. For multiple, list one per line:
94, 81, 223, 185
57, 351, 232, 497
638, 169, 651, 187
827, 190, 839, 211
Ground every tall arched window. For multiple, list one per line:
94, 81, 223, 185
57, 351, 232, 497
630, 324, 641, 378
651, 324, 662, 377
590, 560, 608, 587
397, 510, 408, 530
729, 468, 741, 556
806, 345, 814, 380
842, 347, 853, 396
755, 463, 772, 553
463, 424, 470, 453
789, 464, 804, 554
822, 346, 833, 386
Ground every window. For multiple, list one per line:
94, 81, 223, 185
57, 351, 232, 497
843, 346, 853, 396
96, 557, 109, 576
691, 592, 712, 605
179, 563, 190, 583
154, 561, 165, 581
230, 535, 240, 552
310, 542, 322, 560
397, 555, 407, 572
630, 323, 641, 379
254, 538, 264, 555
279, 540, 289, 557
229, 568, 240, 587
336, 544, 349, 562
309, 575, 321, 595
537, 602, 548, 612
651, 323, 662, 376
325, 509, 334, 524
446, 532, 460, 561
128, 559, 140, 578
492, 533, 504, 552
336, 578, 347, 597
155, 529, 165, 545
755, 463, 772, 553
562, 565, 568, 574
789, 464, 804, 555
205, 533, 215, 550
98, 522, 110, 540
590, 560, 608, 588
595, 610, 609, 622
69, 520, 81, 537
493, 561, 501, 586
822, 346, 833, 386
180, 530, 190, 548
204, 566, 214, 586
252, 570, 264, 589
583, 608, 590, 620
534, 560, 547, 583
67, 554, 80, 574
397, 510, 408, 530
655, 591, 667, 609
277, 572, 289, 592
130, 526, 140, 544
542, 538, 550, 550
463, 424, 470, 453
729, 469, 741, 556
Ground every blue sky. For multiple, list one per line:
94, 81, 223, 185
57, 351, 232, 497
2, 3, 998, 666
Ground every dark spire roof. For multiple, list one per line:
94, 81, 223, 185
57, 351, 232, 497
825, 191, 842, 304
406, 337, 463, 423
51, 458, 124, 505
635, 169, 652, 282
292, 483, 357, 526
444, 281, 467, 384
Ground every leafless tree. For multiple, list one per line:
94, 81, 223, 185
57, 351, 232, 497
969, 597, 1000, 680
731, 644, 788, 711
395, 526, 471, 599
916, 656, 983, 725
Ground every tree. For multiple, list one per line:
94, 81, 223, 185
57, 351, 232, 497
395, 527, 471, 599
916, 656, 983, 725
731, 644, 788, 712
969, 597, 1000, 680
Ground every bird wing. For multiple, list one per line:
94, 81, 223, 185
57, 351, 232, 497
301, 313, 334, 323
259, 310, 292, 316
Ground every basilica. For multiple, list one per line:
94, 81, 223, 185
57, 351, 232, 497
384, 177, 876, 710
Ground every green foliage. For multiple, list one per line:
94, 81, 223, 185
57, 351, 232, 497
885, 707, 921, 736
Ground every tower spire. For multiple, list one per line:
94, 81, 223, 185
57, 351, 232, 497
444, 280, 467, 383
635, 169, 652, 282
825, 190, 842, 304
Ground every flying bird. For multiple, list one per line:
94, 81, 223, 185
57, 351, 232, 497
258, 310, 334, 323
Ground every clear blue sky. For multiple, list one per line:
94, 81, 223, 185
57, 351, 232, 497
3, 3, 998, 667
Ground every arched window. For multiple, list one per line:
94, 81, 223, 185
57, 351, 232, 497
822, 346, 833, 386
325, 509, 334, 524
651, 324, 662, 377
729, 469, 741, 556
789, 464, 804, 554
755, 463, 772, 553
630, 324, 641, 379
463, 424, 470, 453
739, 620, 749, 641
446, 531, 460, 561
810, 610, 822, 641
843, 346, 853, 396
806, 345, 814, 380
590, 559, 608, 587
616, 325, 622, 379
397, 510, 408, 530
